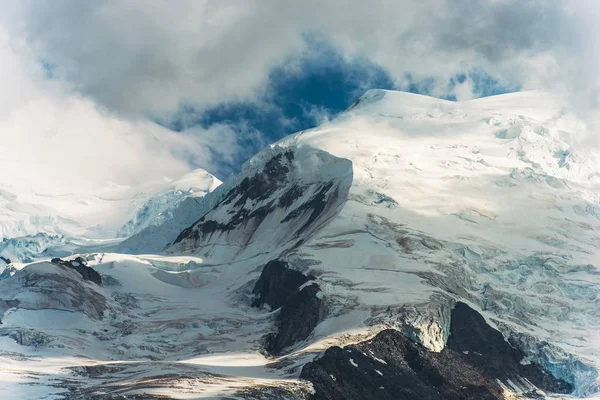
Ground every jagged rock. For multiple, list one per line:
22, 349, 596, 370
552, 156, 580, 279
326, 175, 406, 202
446, 302, 573, 394
252, 260, 314, 309
232, 386, 310, 399
251, 259, 326, 355
266, 282, 327, 355
51, 257, 102, 285
300, 303, 572, 400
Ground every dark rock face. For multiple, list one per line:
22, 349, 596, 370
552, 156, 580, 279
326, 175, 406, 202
226, 150, 295, 206
169, 147, 353, 264
446, 302, 573, 394
252, 260, 314, 309
173, 151, 295, 246
280, 182, 336, 235
266, 283, 327, 355
252, 259, 326, 355
301, 302, 572, 400
51, 257, 102, 285
302, 329, 503, 400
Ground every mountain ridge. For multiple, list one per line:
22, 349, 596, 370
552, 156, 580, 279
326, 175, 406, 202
0, 89, 599, 399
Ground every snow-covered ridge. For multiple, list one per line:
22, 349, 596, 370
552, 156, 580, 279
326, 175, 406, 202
169, 145, 353, 264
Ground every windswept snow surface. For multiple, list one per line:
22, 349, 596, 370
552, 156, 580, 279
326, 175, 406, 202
2, 90, 600, 398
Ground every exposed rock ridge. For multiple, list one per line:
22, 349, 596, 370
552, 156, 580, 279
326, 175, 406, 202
300, 302, 572, 400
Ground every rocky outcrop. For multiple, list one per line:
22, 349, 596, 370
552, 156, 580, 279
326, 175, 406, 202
51, 257, 102, 285
266, 282, 327, 355
446, 302, 572, 394
0, 262, 108, 321
172, 150, 297, 248
300, 302, 572, 400
301, 329, 503, 400
252, 259, 327, 355
232, 386, 311, 400
252, 260, 314, 309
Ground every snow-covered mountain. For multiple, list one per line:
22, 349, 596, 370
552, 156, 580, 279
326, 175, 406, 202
117, 168, 222, 238
0, 168, 220, 262
1, 89, 600, 399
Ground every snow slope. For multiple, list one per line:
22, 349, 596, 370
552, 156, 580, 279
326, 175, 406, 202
1, 89, 600, 399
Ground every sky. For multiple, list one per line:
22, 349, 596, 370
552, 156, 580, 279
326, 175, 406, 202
1, 0, 600, 191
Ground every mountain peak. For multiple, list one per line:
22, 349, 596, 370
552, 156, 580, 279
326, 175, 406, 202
2, 90, 600, 398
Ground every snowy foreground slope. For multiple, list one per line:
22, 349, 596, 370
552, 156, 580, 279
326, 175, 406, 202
1, 90, 600, 399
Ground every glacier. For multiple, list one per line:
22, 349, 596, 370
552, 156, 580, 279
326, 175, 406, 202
0, 168, 220, 263
0, 89, 599, 399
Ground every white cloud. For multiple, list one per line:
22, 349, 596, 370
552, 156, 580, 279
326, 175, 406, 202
0, 1, 308, 115
453, 77, 476, 101
0, 25, 239, 197
3, 0, 597, 114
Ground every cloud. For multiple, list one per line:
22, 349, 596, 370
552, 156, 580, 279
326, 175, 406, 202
452, 77, 476, 101
3, 0, 597, 115
0, 25, 239, 196
0, 1, 307, 115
